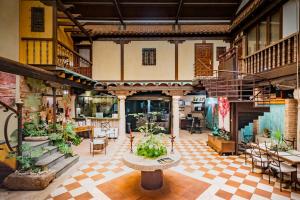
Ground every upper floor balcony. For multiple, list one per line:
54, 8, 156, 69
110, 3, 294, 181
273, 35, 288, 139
244, 32, 299, 79
21, 37, 92, 79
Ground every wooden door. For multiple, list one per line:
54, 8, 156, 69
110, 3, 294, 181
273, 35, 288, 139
195, 43, 213, 76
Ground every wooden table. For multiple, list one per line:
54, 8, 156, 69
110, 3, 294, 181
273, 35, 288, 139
123, 151, 181, 190
250, 143, 300, 165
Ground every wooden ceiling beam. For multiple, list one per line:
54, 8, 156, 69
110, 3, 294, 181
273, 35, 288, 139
175, 0, 184, 25
57, 0, 93, 43
64, 27, 92, 33
112, 0, 125, 25
61, 1, 240, 6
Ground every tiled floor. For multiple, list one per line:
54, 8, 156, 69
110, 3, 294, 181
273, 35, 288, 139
46, 132, 300, 200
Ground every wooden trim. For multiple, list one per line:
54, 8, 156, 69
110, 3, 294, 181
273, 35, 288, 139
52, 1, 57, 65
0, 56, 93, 90
175, 42, 178, 80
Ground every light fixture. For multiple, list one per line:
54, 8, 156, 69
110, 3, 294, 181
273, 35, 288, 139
62, 85, 69, 95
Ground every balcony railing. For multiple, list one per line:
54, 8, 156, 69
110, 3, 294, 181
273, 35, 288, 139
244, 32, 299, 74
21, 37, 92, 78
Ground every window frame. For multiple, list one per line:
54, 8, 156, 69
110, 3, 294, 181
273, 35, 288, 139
31, 7, 45, 32
142, 48, 156, 66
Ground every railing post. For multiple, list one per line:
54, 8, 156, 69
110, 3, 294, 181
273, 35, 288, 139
52, 87, 57, 128
16, 101, 23, 169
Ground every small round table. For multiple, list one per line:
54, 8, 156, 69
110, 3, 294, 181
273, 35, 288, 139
123, 151, 181, 190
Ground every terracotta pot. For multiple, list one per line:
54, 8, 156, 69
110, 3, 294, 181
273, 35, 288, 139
24, 136, 49, 141
4, 170, 55, 190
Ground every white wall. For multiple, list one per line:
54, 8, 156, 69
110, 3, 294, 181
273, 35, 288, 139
93, 39, 229, 81
283, 0, 299, 38
0, 0, 19, 141
124, 41, 175, 80
93, 41, 121, 80
0, 0, 19, 60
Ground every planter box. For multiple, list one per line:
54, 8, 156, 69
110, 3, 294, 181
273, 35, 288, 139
207, 134, 235, 155
4, 170, 55, 190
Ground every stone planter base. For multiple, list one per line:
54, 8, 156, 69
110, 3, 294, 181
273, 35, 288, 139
4, 170, 55, 190
24, 136, 49, 141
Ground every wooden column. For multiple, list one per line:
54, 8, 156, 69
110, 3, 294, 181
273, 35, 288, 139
51, 0, 57, 65
175, 42, 178, 80
169, 40, 184, 80
115, 40, 130, 81
52, 87, 57, 127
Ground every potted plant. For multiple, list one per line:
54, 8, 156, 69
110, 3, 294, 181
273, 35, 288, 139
4, 144, 55, 190
23, 121, 48, 141
263, 128, 271, 138
48, 122, 82, 156
136, 134, 167, 158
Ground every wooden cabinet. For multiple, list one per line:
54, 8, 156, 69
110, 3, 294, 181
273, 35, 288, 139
207, 134, 235, 155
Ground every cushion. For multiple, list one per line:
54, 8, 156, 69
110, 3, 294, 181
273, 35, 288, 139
270, 162, 297, 173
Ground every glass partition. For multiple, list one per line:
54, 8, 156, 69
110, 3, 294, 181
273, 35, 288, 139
76, 95, 118, 118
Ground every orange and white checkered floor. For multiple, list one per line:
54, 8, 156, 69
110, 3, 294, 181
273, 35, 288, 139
47, 136, 300, 200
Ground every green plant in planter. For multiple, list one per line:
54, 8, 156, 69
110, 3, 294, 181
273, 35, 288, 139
8, 144, 44, 173
212, 127, 220, 136
48, 122, 82, 156
273, 129, 282, 144
23, 121, 47, 137
138, 122, 165, 135
136, 134, 167, 158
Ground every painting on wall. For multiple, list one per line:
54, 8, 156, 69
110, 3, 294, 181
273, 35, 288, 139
218, 97, 230, 131
205, 97, 218, 129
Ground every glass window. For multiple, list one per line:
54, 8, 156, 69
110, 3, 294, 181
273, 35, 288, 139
259, 20, 267, 49
247, 26, 257, 55
270, 10, 281, 43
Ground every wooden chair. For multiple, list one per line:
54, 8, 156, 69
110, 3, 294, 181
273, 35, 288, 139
90, 128, 107, 156
265, 144, 297, 191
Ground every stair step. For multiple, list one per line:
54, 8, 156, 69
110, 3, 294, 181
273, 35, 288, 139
23, 140, 51, 149
32, 146, 58, 162
51, 155, 79, 178
35, 152, 65, 170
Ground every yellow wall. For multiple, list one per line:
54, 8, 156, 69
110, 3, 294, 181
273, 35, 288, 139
92, 40, 229, 81
19, 0, 54, 64
19, 0, 74, 65
93, 41, 121, 80
124, 41, 175, 80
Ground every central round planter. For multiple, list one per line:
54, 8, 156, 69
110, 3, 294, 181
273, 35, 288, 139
141, 169, 163, 190
123, 151, 181, 190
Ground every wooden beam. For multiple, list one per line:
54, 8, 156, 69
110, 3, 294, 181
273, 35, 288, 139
57, 0, 93, 43
0, 56, 93, 90
175, 0, 184, 25
112, 0, 125, 25
175, 42, 178, 80
57, 12, 81, 19
58, 21, 76, 27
